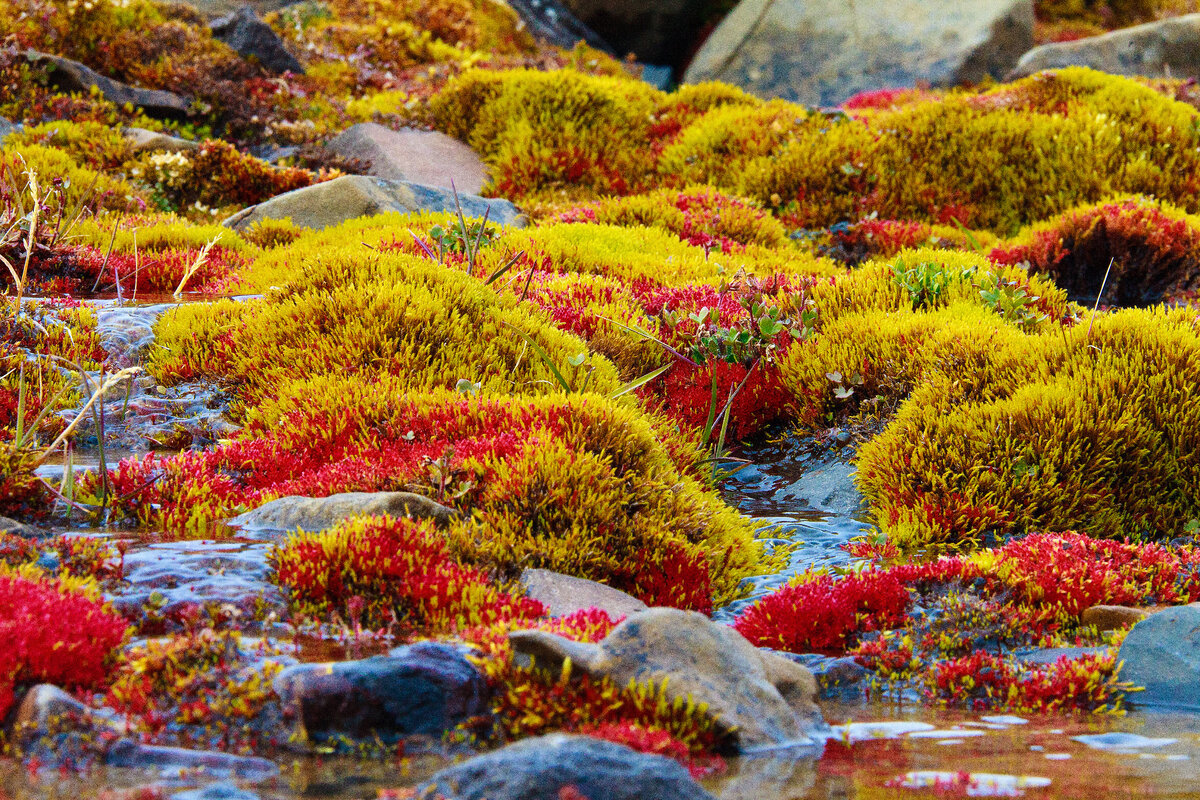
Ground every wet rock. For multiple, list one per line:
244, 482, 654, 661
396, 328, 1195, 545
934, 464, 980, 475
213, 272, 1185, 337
509, 608, 827, 751
211, 5, 304, 75
519, 568, 647, 619
124, 127, 201, 155
227, 491, 460, 537
273, 641, 490, 743
780, 653, 870, 702
420, 733, 717, 800
1081, 604, 1150, 632
324, 123, 489, 194
105, 739, 278, 779
683, 0, 1034, 107
0, 515, 42, 538
221, 175, 525, 232
706, 753, 818, 800
26, 51, 190, 119
1008, 15, 1200, 81
172, 783, 261, 800
1118, 604, 1200, 710
777, 457, 865, 518
505, 0, 614, 53
562, 0, 711, 69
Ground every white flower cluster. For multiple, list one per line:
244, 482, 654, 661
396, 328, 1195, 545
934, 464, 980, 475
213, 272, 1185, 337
131, 151, 192, 192
65, 0, 130, 15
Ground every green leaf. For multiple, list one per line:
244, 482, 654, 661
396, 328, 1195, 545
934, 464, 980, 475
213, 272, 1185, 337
504, 324, 573, 393
609, 363, 671, 399
567, 352, 588, 367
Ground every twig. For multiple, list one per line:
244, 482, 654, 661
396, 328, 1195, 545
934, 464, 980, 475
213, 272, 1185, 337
1085, 257, 1115, 345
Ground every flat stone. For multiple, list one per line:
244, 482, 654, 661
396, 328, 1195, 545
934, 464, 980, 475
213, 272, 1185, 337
272, 642, 490, 743
1081, 604, 1150, 632
27, 51, 190, 119
1009, 14, 1200, 81
124, 127, 201, 154
221, 175, 525, 232
211, 5, 304, 75
509, 607, 828, 751
1012, 646, 1108, 666
420, 733, 717, 800
683, 0, 1034, 107
323, 123, 489, 193
105, 740, 278, 780
519, 568, 648, 619
226, 491, 460, 538
1118, 603, 1200, 710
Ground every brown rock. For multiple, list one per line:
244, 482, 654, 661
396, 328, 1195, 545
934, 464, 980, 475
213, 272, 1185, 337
124, 127, 201, 155
1081, 604, 1150, 631
227, 491, 461, 538
520, 568, 648, 619
323, 123, 490, 194
6, 684, 125, 738
509, 607, 827, 751
1008, 14, 1200, 81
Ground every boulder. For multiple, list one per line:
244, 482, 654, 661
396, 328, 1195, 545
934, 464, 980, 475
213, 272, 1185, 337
504, 0, 615, 53
1118, 604, 1200, 710
272, 642, 490, 742
323, 123, 489, 193
27, 51, 190, 119
683, 0, 1034, 107
420, 733, 717, 800
509, 608, 827, 751
0, 515, 42, 538
124, 127, 201, 155
1008, 14, 1200, 81
1081, 604, 1150, 632
226, 491, 460, 538
519, 568, 648, 619
561, 0, 712, 69
210, 5, 304, 75
221, 175, 525, 232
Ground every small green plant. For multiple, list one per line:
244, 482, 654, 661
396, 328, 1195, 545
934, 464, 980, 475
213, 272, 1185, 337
891, 258, 972, 310
978, 277, 1049, 332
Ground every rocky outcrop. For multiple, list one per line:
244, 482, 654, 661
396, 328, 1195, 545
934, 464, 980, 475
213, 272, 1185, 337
509, 607, 827, 751
323, 123, 490, 193
1008, 14, 1200, 81
1117, 604, 1200, 710
221, 175, 525, 232
520, 569, 648, 619
272, 642, 490, 743
26, 51, 190, 119
226, 491, 459, 537
420, 733, 718, 800
683, 0, 1034, 107
210, 5, 304, 75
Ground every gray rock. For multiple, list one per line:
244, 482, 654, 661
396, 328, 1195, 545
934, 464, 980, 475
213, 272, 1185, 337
562, 0, 713, 69
1118, 604, 1200, 710
1012, 646, 1108, 666
124, 127, 201, 154
172, 783, 261, 800
683, 0, 1034, 107
778, 457, 866, 518
221, 175, 525, 232
780, 653, 870, 702
1009, 14, 1200, 81
520, 568, 648, 619
227, 491, 460, 538
211, 5, 304, 75
420, 733, 717, 800
27, 51, 190, 119
505, 0, 615, 53
0, 116, 14, 141
0, 515, 42, 538
105, 740, 278, 780
323, 123, 489, 193
509, 608, 828, 752
273, 642, 490, 743
6, 684, 126, 739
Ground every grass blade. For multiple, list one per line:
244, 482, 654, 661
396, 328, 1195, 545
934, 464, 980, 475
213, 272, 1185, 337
503, 323, 572, 392
609, 363, 671, 399
596, 315, 699, 367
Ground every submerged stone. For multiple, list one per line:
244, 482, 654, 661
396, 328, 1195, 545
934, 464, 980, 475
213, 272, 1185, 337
272, 641, 490, 743
221, 175, 525, 232
420, 733, 717, 800
509, 608, 828, 751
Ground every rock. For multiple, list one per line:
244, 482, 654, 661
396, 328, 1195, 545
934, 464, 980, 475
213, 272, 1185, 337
273, 641, 490, 743
1012, 646, 1108, 666
778, 456, 866, 518
780, 653, 870, 702
6, 684, 125, 738
210, 5, 304, 75
180, 0, 295, 20
227, 491, 460, 538
1081, 604, 1150, 632
0, 116, 14, 140
323, 123, 489, 193
1008, 15, 1200, 81
509, 608, 827, 751
0, 515, 42, 538
1118, 604, 1200, 710
683, 0, 1034, 107
171, 783, 261, 800
105, 739, 278, 780
505, 0, 615, 53
27, 51, 190, 119
221, 175, 525, 232
519, 568, 648, 619
420, 733, 717, 800
124, 127, 201, 155
561, 0, 712, 69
